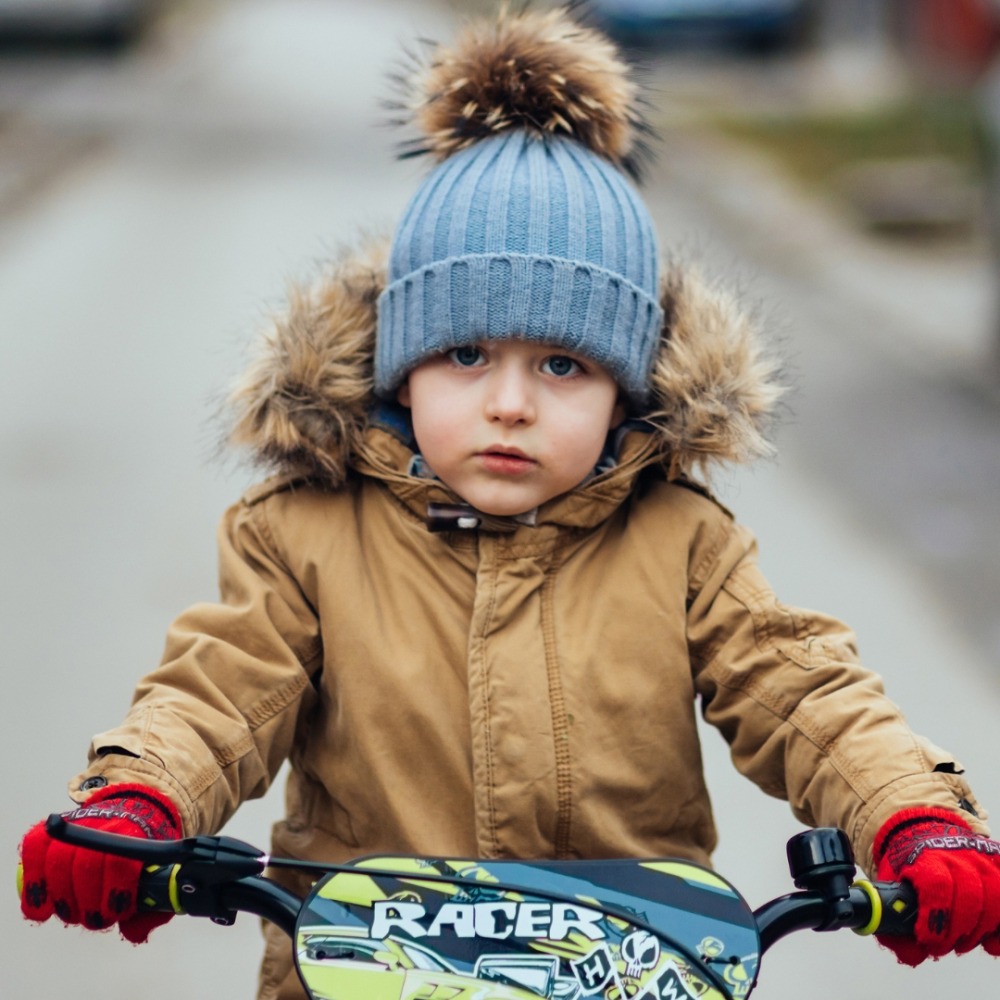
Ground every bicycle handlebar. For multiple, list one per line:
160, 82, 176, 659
44, 814, 302, 933
753, 879, 916, 952
43, 816, 917, 949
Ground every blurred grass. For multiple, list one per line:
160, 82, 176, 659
710, 91, 991, 190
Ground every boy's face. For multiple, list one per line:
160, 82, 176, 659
397, 340, 625, 517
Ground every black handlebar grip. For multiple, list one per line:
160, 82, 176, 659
871, 880, 918, 937
135, 863, 184, 915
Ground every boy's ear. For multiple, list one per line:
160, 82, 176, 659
396, 379, 412, 408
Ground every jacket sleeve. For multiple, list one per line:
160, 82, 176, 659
687, 516, 989, 874
68, 491, 322, 836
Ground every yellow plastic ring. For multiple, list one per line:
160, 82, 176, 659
852, 879, 882, 936
167, 864, 185, 915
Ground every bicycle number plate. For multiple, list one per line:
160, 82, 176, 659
294, 856, 760, 1000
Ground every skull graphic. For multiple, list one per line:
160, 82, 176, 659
620, 930, 660, 978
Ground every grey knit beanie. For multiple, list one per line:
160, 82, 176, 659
375, 7, 663, 404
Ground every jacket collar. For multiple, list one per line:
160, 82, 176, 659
224, 241, 784, 510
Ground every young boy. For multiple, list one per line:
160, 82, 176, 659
19, 7, 1000, 999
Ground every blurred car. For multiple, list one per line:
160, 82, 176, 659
0, 0, 161, 51
588, 0, 816, 53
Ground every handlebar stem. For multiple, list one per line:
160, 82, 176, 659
218, 878, 303, 936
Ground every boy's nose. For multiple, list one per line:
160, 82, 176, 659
484, 369, 536, 425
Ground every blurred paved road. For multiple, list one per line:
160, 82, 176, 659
1, 3, 998, 999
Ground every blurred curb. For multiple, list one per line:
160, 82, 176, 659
0, 122, 105, 224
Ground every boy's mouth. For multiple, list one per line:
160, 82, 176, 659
478, 446, 537, 475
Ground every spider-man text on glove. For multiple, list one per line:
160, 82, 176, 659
874, 807, 1000, 966
19, 782, 181, 943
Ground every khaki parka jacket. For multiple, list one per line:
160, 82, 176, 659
69, 248, 987, 999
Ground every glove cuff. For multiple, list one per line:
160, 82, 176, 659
69, 782, 182, 840
873, 807, 973, 865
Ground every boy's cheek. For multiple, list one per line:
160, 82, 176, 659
396, 380, 412, 408
611, 398, 627, 429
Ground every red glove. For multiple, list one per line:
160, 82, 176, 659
19, 782, 181, 943
874, 807, 1000, 965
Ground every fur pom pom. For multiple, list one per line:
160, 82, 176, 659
390, 5, 653, 179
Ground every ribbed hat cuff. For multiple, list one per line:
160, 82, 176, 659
375, 254, 663, 402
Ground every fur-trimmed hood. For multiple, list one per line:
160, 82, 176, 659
225, 243, 783, 489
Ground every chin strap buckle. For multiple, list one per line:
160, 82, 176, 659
426, 503, 537, 534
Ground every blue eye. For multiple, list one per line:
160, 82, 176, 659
448, 345, 485, 367
542, 355, 580, 377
